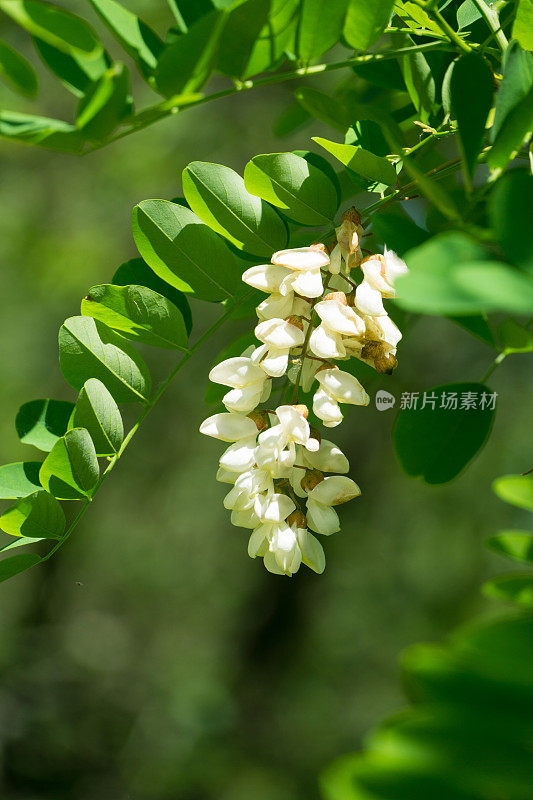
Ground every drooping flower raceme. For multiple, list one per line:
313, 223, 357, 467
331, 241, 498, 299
200, 211, 408, 576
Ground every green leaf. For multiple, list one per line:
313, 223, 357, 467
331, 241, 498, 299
0, 536, 45, 553
154, 10, 227, 96
512, 0, 533, 51
182, 161, 288, 256
343, 0, 395, 50
450, 314, 496, 348
0, 462, 42, 499
352, 59, 405, 91
0, 0, 103, 57
498, 319, 533, 353
244, 152, 338, 225
371, 210, 429, 256
489, 170, 533, 270
132, 200, 243, 301
492, 41, 533, 143
0, 553, 41, 583
112, 257, 192, 335
294, 87, 351, 131
292, 149, 341, 204
216, 0, 270, 78
273, 102, 311, 138
68, 378, 123, 457
81, 283, 189, 350
401, 50, 436, 124
449, 53, 493, 187
393, 382, 495, 484
483, 574, 533, 607
397, 232, 533, 315
345, 120, 389, 157
0, 490, 65, 539
88, 0, 163, 75
488, 86, 533, 170
0, 111, 84, 152
487, 531, 533, 564
75, 63, 130, 141
33, 36, 109, 96
0, 37, 38, 96
297, 0, 348, 63
312, 137, 397, 186
40, 428, 99, 500
16, 398, 74, 452
493, 474, 533, 511
241, 0, 299, 79
59, 316, 151, 404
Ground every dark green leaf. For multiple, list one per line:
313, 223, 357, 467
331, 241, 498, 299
0, 553, 41, 583
489, 170, 533, 270
273, 103, 311, 138
343, 0, 395, 50
40, 428, 99, 500
492, 41, 533, 143
182, 161, 288, 256
512, 0, 533, 51
345, 120, 389, 158
59, 316, 151, 403
371, 211, 429, 256
393, 381, 495, 484
450, 53, 493, 186
483, 574, 533, 607
33, 36, 109, 96
312, 136, 397, 186
154, 10, 226, 96
16, 398, 74, 452
487, 531, 533, 564
0, 0, 103, 57
88, 0, 163, 75
450, 315, 496, 347
493, 474, 533, 511
81, 283, 189, 350
297, 0, 348, 63
0, 462, 42, 499
112, 257, 192, 335
352, 59, 405, 91
498, 318, 533, 353
401, 50, 436, 124
217, 0, 270, 78
0, 490, 65, 539
488, 86, 533, 170
132, 200, 243, 301
69, 378, 123, 456
244, 152, 338, 225
0, 37, 38, 96
75, 63, 130, 141
0, 111, 84, 152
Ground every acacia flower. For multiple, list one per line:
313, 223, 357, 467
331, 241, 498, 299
209, 356, 271, 413
306, 476, 361, 535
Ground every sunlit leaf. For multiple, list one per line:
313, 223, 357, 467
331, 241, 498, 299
483, 574, 533, 607
493, 474, 533, 512
401, 49, 436, 124
40, 428, 99, 500
68, 378, 123, 457
0, 462, 42, 499
0, 490, 65, 539
16, 398, 74, 452
217, 0, 270, 78
0, 111, 84, 152
492, 41, 533, 143
297, 0, 348, 63
488, 86, 533, 170
0, 0, 103, 57
0, 37, 38, 96
88, 0, 163, 75
132, 200, 243, 301
312, 136, 397, 186
343, 0, 395, 50
182, 161, 288, 256
498, 318, 533, 353
33, 36, 109, 96
487, 531, 533, 564
59, 316, 151, 403
75, 63, 131, 140
244, 151, 338, 225
512, 0, 533, 51
394, 382, 495, 484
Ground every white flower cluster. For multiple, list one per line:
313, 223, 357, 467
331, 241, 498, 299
200, 208, 408, 576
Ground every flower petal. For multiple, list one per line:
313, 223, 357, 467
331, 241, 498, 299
242, 264, 290, 292
355, 280, 386, 316
306, 499, 340, 535
200, 412, 258, 442
272, 246, 329, 270
307, 475, 361, 506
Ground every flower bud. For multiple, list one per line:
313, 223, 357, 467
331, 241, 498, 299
247, 410, 269, 432
287, 509, 307, 529
342, 208, 362, 227
301, 469, 324, 492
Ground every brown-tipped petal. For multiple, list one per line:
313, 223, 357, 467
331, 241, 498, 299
341, 207, 362, 226
323, 291, 348, 306
310, 242, 328, 255
285, 314, 304, 330
293, 404, 309, 419
301, 469, 325, 492
247, 410, 269, 432
361, 253, 384, 266
287, 509, 307, 529
375, 353, 398, 375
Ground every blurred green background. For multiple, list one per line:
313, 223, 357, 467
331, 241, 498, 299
1, 4, 532, 798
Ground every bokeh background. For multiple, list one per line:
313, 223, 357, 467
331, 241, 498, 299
1, 4, 532, 799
